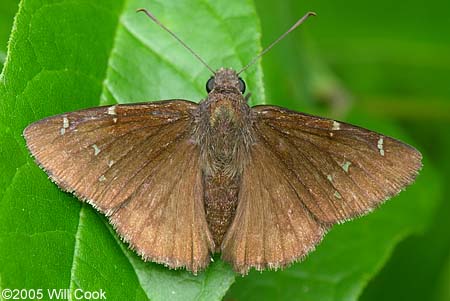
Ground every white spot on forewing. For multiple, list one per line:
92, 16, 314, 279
107, 105, 117, 115
107, 160, 114, 167
92, 144, 101, 156
99, 175, 106, 182
327, 175, 333, 182
112, 118, 118, 123
60, 117, 69, 135
63, 117, 69, 128
332, 121, 341, 130
342, 161, 351, 173
334, 191, 342, 199
378, 137, 385, 156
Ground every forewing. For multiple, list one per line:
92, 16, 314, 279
221, 142, 326, 274
251, 105, 422, 224
24, 100, 214, 273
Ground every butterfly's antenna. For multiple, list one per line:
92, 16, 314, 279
237, 11, 316, 75
137, 8, 216, 75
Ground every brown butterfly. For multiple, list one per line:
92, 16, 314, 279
23, 9, 422, 275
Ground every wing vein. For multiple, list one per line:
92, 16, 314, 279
265, 124, 373, 211
264, 122, 389, 199
105, 131, 188, 208
256, 127, 344, 219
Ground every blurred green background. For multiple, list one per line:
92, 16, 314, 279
0, 0, 449, 300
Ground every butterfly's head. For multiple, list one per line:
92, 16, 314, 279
201, 68, 250, 132
206, 68, 246, 95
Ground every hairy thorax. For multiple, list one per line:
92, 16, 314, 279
193, 91, 253, 250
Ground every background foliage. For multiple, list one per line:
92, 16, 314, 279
0, 0, 448, 301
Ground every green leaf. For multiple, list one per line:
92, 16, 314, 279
0, 0, 263, 299
0, 0, 19, 67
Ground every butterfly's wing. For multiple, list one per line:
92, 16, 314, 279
24, 100, 214, 273
221, 105, 422, 273
221, 141, 327, 274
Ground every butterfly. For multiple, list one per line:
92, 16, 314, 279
23, 9, 422, 275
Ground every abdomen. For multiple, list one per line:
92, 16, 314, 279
204, 171, 240, 251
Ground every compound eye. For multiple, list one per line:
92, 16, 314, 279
238, 77, 246, 94
206, 77, 215, 93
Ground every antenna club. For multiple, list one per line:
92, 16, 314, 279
136, 8, 149, 15
307, 11, 317, 17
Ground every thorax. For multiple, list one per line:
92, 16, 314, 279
193, 91, 253, 178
